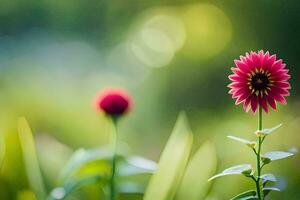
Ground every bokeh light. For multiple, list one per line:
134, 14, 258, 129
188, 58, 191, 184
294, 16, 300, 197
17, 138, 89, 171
127, 7, 186, 68
180, 4, 232, 60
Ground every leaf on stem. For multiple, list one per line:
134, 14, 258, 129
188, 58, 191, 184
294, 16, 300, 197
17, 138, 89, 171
144, 112, 193, 200
263, 187, 280, 196
208, 164, 252, 181
230, 190, 257, 200
263, 151, 294, 162
227, 136, 256, 148
260, 173, 277, 184
255, 124, 282, 137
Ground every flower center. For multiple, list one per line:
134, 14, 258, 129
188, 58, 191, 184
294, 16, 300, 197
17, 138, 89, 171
249, 71, 272, 96
251, 73, 269, 90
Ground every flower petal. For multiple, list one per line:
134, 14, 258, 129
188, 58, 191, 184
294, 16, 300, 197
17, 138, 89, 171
250, 96, 258, 113
228, 74, 247, 82
267, 96, 277, 110
259, 97, 269, 113
234, 60, 250, 73
244, 96, 252, 112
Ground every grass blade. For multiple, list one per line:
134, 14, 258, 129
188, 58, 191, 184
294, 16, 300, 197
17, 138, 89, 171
18, 117, 46, 200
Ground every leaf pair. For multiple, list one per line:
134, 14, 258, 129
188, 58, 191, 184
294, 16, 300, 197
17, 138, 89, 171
144, 112, 217, 200
227, 124, 283, 149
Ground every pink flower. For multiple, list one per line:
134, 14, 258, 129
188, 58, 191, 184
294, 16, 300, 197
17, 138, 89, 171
228, 50, 291, 113
94, 88, 132, 116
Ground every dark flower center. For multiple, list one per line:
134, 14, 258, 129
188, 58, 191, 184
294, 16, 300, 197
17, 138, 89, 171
251, 73, 269, 91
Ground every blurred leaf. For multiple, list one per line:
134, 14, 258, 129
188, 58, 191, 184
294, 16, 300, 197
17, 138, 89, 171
0, 132, 5, 171
118, 182, 145, 194
144, 112, 193, 200
59, 148, 111, 183
263, 187, 280, 196
209, 164, 252, 181
118, 156, 157, 194
261, 173, 277, 185
118, 156, 157, 176
17, 190, 37, 200
263, 151, 293, 162
48, 175, 103, 200
17, 117, 46, 200
176, 141, 217, 200
230, 190, 257, 200
227, 136, 256, 148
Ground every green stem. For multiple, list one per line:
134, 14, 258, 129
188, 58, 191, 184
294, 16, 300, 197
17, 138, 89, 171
256, 107, 263, 200
110, 117, 118, 200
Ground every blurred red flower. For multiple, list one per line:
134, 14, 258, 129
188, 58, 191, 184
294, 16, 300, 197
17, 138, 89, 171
228, 50, 291, 113
94, 88, 132, 116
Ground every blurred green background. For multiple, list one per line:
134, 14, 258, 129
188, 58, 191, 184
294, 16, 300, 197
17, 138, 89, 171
0, 0, 299, 199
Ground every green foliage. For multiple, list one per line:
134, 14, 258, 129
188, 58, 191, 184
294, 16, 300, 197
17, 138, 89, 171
58, 148, 111, 183
210, 118, 294, 199
144, 112, 193, 200
17, 117, 47, 200
209, 164, 252, 181
48, 149, 157, 199
176, 141, 217, 200
230, 190, 257, 200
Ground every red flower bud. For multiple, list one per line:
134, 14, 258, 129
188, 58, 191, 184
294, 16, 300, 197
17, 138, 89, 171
94, 88, 132, 117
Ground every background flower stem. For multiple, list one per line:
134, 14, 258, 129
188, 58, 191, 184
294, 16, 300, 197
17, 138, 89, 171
110, 117, 118, 200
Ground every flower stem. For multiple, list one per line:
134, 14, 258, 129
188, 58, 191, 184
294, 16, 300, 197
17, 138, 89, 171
110, 117, 118, 200
256, 107, 263, 200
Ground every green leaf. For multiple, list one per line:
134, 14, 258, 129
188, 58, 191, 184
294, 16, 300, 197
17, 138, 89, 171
176, 141, 217, 200
48, 175, 103, 200
230, 190, 257, 200
144, 112, 193, 200
59, 148, 111, 183
255, 124, 282, 137
263, 187, 280, 196
260, 173, 276, 184
18, 117, 47, 200
263, 151, 294, 161
261, 124, 282, 135
209, 164, 252, 181
227, 136, 256, 148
